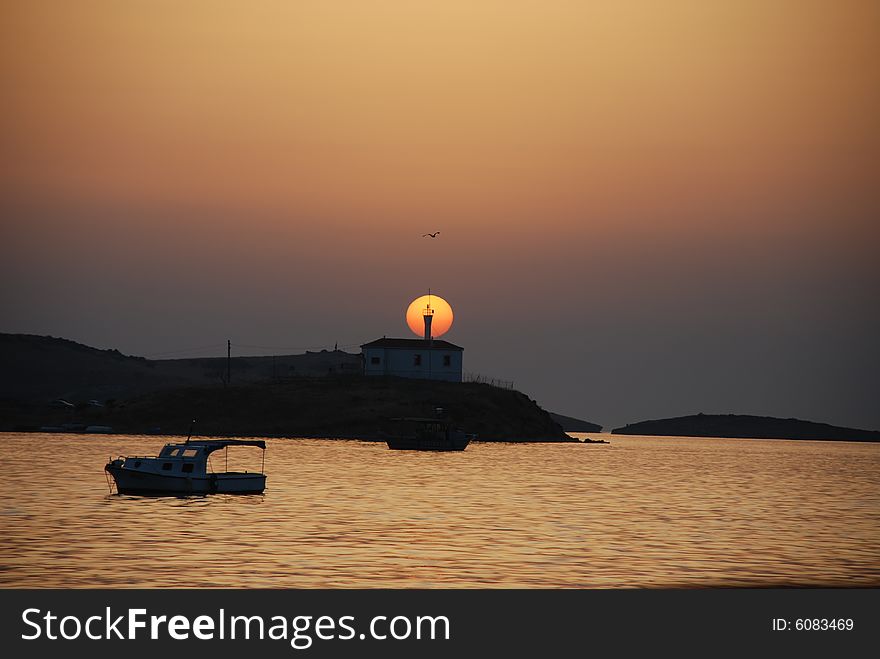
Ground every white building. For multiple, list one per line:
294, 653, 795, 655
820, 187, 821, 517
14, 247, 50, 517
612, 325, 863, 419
361, 338, 463, 382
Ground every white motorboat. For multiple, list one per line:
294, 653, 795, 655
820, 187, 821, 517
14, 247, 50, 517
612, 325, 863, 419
105, 439, 267, 495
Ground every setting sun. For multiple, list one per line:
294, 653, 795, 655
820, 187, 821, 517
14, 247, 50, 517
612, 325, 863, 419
405, 294, 453, 339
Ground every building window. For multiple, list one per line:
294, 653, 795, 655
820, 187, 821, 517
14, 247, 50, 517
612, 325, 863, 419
371, 357, 380, 365
443, 354, 451, 366
413, 354, 422, 366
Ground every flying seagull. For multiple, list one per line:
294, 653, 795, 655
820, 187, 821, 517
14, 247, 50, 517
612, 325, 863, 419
422, 231, 440, 238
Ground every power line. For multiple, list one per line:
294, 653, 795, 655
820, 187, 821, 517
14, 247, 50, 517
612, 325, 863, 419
145, 343, 227, 357
145, 341, 363, 359
231, 341, 361, 353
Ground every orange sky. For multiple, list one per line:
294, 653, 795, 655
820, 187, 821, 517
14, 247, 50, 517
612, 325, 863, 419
3, 0, 878, 236
1, 1, 878, 429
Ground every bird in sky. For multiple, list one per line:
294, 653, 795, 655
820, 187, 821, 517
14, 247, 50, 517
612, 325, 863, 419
422, 231, 440, 238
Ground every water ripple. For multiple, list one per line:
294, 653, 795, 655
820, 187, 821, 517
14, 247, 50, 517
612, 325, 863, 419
0, 433, 877, 587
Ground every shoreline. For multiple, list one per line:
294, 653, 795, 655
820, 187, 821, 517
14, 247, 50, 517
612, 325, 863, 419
12, 427, 880, 444
2, 428, 581, 443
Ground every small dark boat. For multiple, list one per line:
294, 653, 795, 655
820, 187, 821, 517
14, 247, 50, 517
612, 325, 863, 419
387, 417, 474, 451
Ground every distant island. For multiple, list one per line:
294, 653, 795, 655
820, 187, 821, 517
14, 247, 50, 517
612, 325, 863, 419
612, 414, 880, 442
548, 412, 602, 433
0, 333, 602, 442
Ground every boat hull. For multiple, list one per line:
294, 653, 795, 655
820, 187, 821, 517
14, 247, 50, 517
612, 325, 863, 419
386, 436, 470, 451
105, 465, 265, 495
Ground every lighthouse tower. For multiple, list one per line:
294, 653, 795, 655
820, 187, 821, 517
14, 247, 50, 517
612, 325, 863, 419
423, 293, 435, 343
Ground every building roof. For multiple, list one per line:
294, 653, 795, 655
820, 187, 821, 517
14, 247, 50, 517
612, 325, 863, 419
361, 337, 463, 351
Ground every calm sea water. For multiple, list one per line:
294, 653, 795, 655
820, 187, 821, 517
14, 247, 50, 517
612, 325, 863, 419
1, 432, 877, 588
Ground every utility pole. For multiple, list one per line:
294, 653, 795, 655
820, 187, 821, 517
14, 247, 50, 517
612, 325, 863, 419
227, 339, 231, 386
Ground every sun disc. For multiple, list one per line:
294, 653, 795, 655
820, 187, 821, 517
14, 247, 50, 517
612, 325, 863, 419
406, 294, 453, 338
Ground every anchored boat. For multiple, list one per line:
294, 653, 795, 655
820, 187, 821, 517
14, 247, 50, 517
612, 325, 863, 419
387, 417, 474, 451
105, 439, 266, 495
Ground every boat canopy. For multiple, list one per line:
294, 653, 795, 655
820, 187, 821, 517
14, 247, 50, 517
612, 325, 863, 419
183, 439, 267, 454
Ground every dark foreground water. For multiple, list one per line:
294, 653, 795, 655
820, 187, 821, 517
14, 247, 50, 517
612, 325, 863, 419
0, 432, 877, 588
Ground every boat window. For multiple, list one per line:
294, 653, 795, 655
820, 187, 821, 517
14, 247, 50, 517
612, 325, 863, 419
160, 447, 180, 457
182, 449, 199, 458
371, 356, 380, 364
182, 463, 194, 473
443, 354, 451, 366
413, 354, 422, 366
161, 462, 173, 471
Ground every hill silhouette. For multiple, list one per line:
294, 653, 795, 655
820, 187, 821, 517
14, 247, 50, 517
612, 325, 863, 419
549, 412, 602, 432
3, 378, 572, 441
0, 333, 361, 403
0, 333, 573, 441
